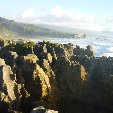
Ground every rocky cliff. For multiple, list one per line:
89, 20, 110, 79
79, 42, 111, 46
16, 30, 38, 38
0, 37, 113, 113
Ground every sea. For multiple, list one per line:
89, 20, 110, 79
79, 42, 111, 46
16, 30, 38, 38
31, 34, 113, 57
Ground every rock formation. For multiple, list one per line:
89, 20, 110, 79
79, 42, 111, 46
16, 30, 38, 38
30, 106, 58, 113
0, 38, 113, 113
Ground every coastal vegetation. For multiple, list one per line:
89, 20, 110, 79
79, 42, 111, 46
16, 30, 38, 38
0, 17, 74, 39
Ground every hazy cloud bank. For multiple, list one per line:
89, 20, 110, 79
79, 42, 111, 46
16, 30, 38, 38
13, 6, 113, 31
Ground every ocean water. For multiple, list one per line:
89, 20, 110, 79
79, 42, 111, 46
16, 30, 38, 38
32, 36, 113, 57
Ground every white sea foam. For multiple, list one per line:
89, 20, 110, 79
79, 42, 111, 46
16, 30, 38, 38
108, 47, 113, 52
101, 53, 113, 57
32, 36, 113, 57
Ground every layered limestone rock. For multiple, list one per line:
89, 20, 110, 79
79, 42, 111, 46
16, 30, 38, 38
1, 38, 113, 113
0, 58, 30, 112
53, 56, 87, 101
0, 36, 9, 47
15, 54, 51, 101
73, 45, 94, 57
0, 58, 5, 66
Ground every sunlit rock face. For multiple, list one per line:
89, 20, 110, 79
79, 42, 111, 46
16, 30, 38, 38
0, 38, 113, 113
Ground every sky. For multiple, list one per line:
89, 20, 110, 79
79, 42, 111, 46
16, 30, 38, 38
1, 0, 113, 31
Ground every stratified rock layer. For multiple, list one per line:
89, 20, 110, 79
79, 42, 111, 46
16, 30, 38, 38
0, 38, 113, 113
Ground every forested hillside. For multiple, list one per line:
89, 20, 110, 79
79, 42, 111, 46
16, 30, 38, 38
0, 17, 74, 38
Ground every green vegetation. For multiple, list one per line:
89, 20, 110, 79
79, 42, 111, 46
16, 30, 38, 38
2, 40, 35, 55
0, 17, 74, 38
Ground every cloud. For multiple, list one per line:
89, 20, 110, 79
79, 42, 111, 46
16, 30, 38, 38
15, 6, 113, 31
22, 9, 34, 18
51, 6, 63, 17
40, 6, 104, 31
